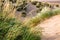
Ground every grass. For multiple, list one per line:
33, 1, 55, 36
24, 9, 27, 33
0, 0, 60, 40
0, 1, 41, 40
0, 0, 42, 40
0, 11, 41, 40
24, 7, 60, 27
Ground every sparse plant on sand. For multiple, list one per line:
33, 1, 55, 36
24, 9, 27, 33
0, 0, 60, 40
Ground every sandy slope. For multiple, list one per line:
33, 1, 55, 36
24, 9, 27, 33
36, 15, 60, 40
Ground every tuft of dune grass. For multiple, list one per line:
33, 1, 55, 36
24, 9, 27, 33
4, 7, 60, 40
24, 7, 60, 27
0, 0, 60, 40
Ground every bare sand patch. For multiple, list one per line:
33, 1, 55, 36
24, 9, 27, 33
36, 15, 60, 40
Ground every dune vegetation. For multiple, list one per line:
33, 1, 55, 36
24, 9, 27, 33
0, 0, 60, 40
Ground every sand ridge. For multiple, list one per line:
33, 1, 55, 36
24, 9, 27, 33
36, 15, 60, 40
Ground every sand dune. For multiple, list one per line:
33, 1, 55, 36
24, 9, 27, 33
36, 15, 60, 40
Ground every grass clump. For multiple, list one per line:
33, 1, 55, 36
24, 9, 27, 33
25, 7, 60, 27
0, 11, 41, 40
0, 0, 42, 40
0, 0, 60, 40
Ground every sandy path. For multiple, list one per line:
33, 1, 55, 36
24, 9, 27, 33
36, 15, 60, 40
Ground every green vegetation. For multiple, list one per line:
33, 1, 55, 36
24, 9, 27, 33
0, 0, 60, 40
0, 0, 41, 40
0, 10, 41, 40
25, 7, 60, 27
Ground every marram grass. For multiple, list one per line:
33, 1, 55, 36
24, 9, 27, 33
3, 8, 60, 40
0, 13, 41, 40
24, 8, 60, 27
0, 0, 60, 40
0, 10, 41, 40
0, 0, 41, 40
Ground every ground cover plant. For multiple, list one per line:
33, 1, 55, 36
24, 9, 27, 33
0, 0, 60, 40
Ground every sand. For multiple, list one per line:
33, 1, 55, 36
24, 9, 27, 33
36, 15, 60, 40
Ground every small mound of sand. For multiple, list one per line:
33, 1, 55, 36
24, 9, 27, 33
36, 15, 60, 40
